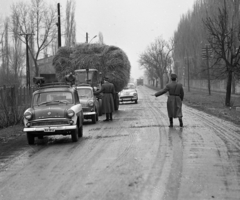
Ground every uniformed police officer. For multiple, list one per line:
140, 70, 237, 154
94, 77, 115, 121
152, 73, 184, 127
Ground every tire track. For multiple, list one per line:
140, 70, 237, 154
137, 86, 184, 200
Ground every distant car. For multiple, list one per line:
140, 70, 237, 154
119, 83, 138, 104
23, 81, 84, 145
76, 84, 101, 124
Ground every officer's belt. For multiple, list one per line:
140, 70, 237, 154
169, 94, 180, 96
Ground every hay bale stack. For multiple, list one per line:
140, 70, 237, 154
52, 43, 131, 92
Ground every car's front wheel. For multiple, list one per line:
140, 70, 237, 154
135, 100, 138, 104
96, 111, 99, 122
71, 126, 79, 142
78, 124, 83, 138
27, 132, 35, 145
92, 114, 97, 124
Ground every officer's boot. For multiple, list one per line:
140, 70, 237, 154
169, 118, 173, 127
109, 113, 113, 121
179, 118, 183, 127
104, 113, 109, 121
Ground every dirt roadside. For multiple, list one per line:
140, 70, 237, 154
1, 85, 240, 144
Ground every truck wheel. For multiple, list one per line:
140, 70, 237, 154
78, 125, 83, 138
27, 133, 35, 145
92, 114, 97, 124
98, 99, 103, 116
135, 100, 138, 104
114, 96, 119, 111
71, 126, 79, 142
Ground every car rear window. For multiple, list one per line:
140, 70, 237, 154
77, 88, 93, 99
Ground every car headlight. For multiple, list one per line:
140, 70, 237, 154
67, 109, 75, 117
88, 100, 94, 107
24, 111, 32, 120
133, 93, 137, 96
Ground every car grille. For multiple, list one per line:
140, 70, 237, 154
120, 96, 134, 98
31, 120, 69, 126
83, 107, 92, 112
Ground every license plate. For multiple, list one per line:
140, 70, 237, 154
44, 128, 55, 132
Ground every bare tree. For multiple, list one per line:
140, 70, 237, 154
203, 0, 240, 106
11, 10, 25, 83
65, 0, 76, 47
139, 37, 173, 88
12, 0, 57, 77
0, 17, 12, 85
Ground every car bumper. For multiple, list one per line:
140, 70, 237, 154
23, 125, 77, 132
83, 111, 96, 116
119, 97, 138, 102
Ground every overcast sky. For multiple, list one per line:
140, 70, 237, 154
0, 0, 195, 80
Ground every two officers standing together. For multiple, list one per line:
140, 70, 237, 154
152, 73, 184, 127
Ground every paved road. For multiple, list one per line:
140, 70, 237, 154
0, 86, 240, 200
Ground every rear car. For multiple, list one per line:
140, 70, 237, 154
119, 83, 138, 104
23, 81, 84, 145
76, 84, 100, 124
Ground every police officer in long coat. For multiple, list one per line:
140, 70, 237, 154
94, 77, 115, 121
153, 74, 184, 127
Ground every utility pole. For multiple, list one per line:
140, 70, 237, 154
187, 57, 190, 92
202, 44, 212, 95
57, 3, 62, 48
184, 55, 190, 92
206, 45, 211, 95
19, 33, 34, 88
86, 32, 88, 43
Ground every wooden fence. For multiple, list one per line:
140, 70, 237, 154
0, 86, 35, 108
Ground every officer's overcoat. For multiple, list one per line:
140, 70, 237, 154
95, 81, 115, 114
155, 81, 184, 118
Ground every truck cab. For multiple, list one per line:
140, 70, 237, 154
74, 69, 101, 88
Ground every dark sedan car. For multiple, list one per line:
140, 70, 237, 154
23, 82, 84, 145
76, 84, 102, 124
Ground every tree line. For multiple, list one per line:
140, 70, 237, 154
139, 0, 240, 106
0, 0, 76, 87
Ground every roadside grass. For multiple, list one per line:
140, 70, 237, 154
147, 85, 240, 126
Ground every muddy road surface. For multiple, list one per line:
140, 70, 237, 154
0, 86, 240, 200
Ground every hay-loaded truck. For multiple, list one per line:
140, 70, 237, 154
52, 43, 131, 111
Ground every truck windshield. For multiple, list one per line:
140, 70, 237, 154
75, 71, 94, 84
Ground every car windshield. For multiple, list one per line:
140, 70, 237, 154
77, 88, 93, 99
124, 84, 135, 90
33, 91, 73, 106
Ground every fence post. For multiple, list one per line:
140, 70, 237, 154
23, 87, 26, 105
19, 87, 22, 106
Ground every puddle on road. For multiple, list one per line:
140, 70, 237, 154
84, 134, 129, 140
123, 118, 138, 121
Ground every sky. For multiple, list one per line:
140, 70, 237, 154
0, 0, 195, 80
